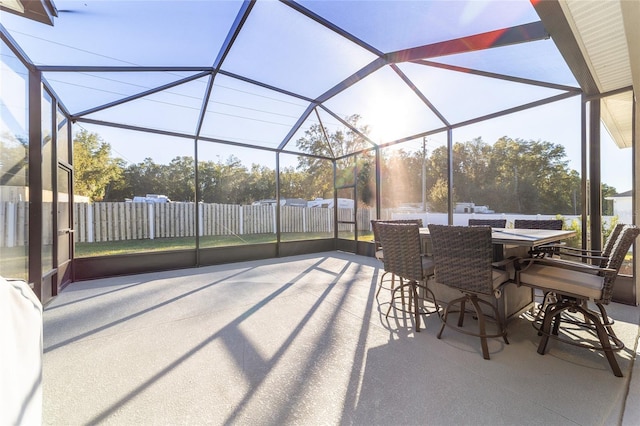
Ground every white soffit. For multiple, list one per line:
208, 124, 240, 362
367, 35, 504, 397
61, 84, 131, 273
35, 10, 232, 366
559, 0, 635, 148
0, 0, 24, 13
621, 0, 640, 98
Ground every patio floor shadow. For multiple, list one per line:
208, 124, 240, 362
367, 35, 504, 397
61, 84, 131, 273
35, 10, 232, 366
43, 251, 640, 425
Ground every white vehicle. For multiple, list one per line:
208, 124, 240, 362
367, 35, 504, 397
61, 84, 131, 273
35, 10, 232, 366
307, 198, 354, 209
129, 194, 171, 203
252, 198, 307, 207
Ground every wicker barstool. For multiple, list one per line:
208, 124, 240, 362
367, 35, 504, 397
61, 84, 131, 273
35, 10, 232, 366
371, 219, 423, 299
377, 222, 438, 332
428, 224, 511, 360
517, 224, 640, 377
529, 223, 625, 326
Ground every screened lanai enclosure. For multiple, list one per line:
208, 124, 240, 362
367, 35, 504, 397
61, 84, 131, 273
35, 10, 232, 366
0, 0, 637, 305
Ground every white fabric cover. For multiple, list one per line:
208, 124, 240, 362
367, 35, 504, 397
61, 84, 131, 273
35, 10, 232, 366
0, 277, 43, 426
519, 264, 604, 300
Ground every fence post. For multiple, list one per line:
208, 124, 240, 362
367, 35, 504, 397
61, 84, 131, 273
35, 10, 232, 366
239, 206, 244, 235
87, 204, 94, 243
303, 207, 307, 233
6, 202, 15, 247
272, 204, 277, 234
198, 203, 204, 237
148, 203, 155, 240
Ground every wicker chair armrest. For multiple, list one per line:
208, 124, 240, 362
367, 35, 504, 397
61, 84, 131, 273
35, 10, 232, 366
533, 241, 566, 250
554, 250, 608, 262
558, 253, 608, 262
552, 245, 603, 255
517, 256, 615, 276
492, 256, 518, 269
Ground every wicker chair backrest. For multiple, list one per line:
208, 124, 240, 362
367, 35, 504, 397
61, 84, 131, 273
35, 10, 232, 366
468, 219, 506, 228
428, 224, 494, 295
600, 224, 640, 303
514, 219, 563, 230
377, 222, 424, 282
371, 219, 424, 248
600, 223, 625, 267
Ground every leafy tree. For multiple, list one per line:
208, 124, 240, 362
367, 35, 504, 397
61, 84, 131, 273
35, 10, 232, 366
380, 149, 420, 207
0, 135, 28, 186
246, 164, 276, 201
601, 183, 617, 216
73, 130, 123, 201
356, 153, 375, 206
80, 124, 615, 217
166, 156, 195, 202
428, 178, 450, 212
489, 137, 580, 214
423, 136, 582, 214
127, 158, 165, 199
279, 166, 306, 199
425, 145, 452, 212
198, 155, 250, 204
295, 114, 373, 202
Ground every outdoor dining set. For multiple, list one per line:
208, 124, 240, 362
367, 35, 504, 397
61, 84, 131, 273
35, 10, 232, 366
371, 219, 640, 377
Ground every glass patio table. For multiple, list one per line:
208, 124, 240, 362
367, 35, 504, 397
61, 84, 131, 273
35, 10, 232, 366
420, 227, 576, 256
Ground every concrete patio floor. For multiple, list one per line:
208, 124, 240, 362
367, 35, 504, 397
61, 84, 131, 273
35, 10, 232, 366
43, 251, 640, 425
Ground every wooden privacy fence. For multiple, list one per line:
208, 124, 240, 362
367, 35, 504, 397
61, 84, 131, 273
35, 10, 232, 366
72, 202, 374, 243
1, 200, 593, 247
0, 201, 377, 247
0, 201, 29, 247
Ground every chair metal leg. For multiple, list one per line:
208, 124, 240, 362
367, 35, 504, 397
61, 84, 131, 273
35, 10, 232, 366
437, 304, 451, 339
385, 287, 398, 319
437, 294, 508, 359
579, 305, 623, 377
411, 281, 421, 332
489, 300, 509, 346
457, 299, 466, 327
376, 270, 397, 299
551, 311, 562, 336
375, 271, 387, 298
534, 291, 555, 335
386, 278, 438, 332
537, 301, 563, 354
469, 296, 490, 359
596, 302, 619, 341
536, 300, 623, 377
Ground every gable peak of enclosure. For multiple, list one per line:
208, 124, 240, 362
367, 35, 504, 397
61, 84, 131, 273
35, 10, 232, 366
1, 0, 587, 159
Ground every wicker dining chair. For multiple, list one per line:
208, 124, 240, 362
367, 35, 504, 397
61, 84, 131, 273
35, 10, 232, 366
514, 219, 564, 258
514, 219, 563, 230
428, 224, 511, 359
516, 224, 640, 377
371, 219, 423, 299
377, 222, 438, 332
468, 218, 506, 228
528, 223, 626, 328
552, 223, 624, 266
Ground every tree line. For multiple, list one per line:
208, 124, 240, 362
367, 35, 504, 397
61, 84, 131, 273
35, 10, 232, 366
71, 115, 616, 215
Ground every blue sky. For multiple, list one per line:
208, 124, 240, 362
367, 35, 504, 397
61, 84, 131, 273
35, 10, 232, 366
1, 0, 632, 192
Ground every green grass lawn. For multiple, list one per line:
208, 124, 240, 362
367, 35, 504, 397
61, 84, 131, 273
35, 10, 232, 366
75, 232, 374, 257
0, 247, 29, 280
